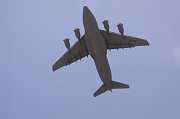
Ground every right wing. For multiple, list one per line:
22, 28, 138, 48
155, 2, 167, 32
52, 38, 89, 72
100, 30, 147, 49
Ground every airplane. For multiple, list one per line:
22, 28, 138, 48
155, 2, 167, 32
52, 6, 149, 97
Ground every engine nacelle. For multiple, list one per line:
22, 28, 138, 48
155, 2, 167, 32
117, 23, 124, 35
74, 28, 81, 40
63, 38, 71, 51
103, 20, 110, 33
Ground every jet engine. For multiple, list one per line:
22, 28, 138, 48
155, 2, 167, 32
74, 28, 81, 42
117, 23, 124, 35
103, 20, 110, 33
63, 38, 71, 52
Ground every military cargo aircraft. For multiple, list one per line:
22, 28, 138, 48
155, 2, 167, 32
52, 6, 149, 97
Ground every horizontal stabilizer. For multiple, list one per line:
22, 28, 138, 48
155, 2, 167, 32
93, 81, 129, 97
112, 81, 129, 89
93, 84, 107, 97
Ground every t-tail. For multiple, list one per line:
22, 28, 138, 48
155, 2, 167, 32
93, 81, 129, 97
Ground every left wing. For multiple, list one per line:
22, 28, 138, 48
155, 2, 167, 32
52, 39, 88, 72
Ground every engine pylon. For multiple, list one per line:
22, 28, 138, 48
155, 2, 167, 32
63, 38, 71, 52
103, 20, 110, 33
117, 23, 124, 36
74, 28, 81, 41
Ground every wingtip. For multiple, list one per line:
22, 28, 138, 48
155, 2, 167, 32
52, 66, 56, 72
147, 41, 150, 46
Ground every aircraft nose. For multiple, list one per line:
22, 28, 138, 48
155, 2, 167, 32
83, 6, 93, 24
83, 6, 88, 12
83, 6, 90, 15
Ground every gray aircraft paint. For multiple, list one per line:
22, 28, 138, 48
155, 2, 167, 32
83, 6, 112, 90
52, 6, 149, 97
2, 0, 180, 119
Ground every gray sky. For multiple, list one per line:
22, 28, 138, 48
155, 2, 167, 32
1, 0, 180, 119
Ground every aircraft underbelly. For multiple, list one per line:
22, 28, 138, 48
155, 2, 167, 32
94, 55, 112, 84
85, 32, 112, 86
85, 31, 106, 58
83, 6, 112, 87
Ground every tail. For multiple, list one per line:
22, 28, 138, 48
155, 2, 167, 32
93, 81, 129, 97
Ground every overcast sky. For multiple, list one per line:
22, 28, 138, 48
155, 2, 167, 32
1, 0, 180, 119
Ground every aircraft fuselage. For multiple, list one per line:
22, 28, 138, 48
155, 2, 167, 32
83, 6, 112, 90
